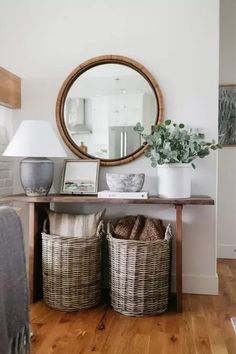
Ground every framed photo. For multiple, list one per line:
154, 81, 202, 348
61, 159, 100, 195
218, 84, 236, 146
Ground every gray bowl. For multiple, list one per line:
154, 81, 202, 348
106, 173, 145, 192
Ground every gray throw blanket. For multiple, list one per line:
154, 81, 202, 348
0, 207, 30, 354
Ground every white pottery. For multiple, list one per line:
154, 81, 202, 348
157, 163, 191, 198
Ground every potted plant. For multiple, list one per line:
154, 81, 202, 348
134, 120, 221, 198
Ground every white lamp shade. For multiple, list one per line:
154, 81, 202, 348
3, 120, 67, 158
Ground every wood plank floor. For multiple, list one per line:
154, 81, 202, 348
30, 259, 236, 354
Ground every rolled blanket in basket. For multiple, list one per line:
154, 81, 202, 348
0, 207, 30, 354
139, 217, 164, 241
46, 209, 105, 238
113, 215, 164, 241
113, 215, 141, 240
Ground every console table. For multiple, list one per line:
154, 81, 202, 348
1, 194, 214, 312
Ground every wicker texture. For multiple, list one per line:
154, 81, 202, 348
42, 231, 102, 311
107, 224, 172, 316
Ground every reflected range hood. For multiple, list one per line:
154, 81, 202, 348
66, 97, 92, 134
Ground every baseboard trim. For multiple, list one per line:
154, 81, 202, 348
217, 244, 236, 259
171, 273, 218, 295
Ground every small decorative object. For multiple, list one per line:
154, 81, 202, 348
79, 141, 88, 153
106, 173, 145, 192
61, 159, 100, 195
134, 120, 221, 198
3, 120, 67, 196
218, 85, 236, 146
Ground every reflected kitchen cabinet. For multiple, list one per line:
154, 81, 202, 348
108, 126, 141, 159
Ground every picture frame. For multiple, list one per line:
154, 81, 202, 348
218, 84, 236, 146
61, 159, 100, 195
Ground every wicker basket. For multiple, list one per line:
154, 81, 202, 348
42, 224, 102, 311
107, 223, 172, 316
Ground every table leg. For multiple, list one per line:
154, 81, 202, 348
28, 202, 49, 303
175, 204, 183, 312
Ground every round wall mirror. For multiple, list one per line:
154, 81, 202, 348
56, 55, 163, 166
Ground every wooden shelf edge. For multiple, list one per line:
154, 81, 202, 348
0, 193, 215, 205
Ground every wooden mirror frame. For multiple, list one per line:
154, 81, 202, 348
56, 55, 164, 166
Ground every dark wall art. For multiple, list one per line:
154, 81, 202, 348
218, 85, 236, 146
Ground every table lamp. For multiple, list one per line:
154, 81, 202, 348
3, 120, 67, 196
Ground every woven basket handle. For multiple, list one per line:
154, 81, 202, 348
43, 218, 49, 233
96, 220, 105, 237
107, 222, 114, 236
164, 224, 172, 242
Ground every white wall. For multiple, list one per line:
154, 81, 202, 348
218, 0, 236, 259
0, 0, 219, 294
219, 0, 236, 84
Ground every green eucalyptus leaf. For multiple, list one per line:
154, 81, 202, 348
153, 134, 162, 145
144, 151, 151, 158
142, 134, 149, 140
146, 138, 154, 146
179, 123, 185, 128
153, 125, 160, 132
134, 122, 144, 132
198, 148, 210, 158
165, 119, 171, 125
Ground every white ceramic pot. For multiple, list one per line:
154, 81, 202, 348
157, 163, 191, 198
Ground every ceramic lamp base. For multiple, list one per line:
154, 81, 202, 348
20, 157, 54, 196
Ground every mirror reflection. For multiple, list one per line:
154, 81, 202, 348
63, 64, 158, 159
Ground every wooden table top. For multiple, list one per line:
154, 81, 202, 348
0, 193, 214, 205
